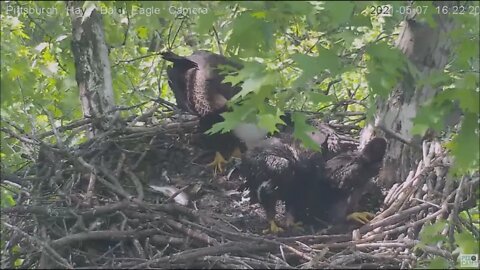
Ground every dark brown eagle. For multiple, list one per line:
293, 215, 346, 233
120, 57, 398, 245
239, 119, 359, 233
161, 50, 267, 174
240, 118, 386, 233
239, 132, 325, 233
307, 137, 387, 227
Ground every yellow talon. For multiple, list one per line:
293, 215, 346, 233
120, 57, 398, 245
207, 151, 228, 175
347, 212, 375, 224
262, 220, 284, 234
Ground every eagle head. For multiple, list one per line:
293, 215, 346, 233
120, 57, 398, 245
361, 137, 387, 163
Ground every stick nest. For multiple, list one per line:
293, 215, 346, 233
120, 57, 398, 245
1, 112, 478, 269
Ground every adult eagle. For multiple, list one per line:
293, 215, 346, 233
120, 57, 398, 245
161, 50, 267, 174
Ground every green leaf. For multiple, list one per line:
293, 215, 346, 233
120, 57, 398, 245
449, 112, 479, 175
455, 74, 479, 114
412, 101, 451, 136
280, 1, 314, 15
309, 92, 335, 104
454, 36, 479, 70
364, 96, 377, 123
292, 48, 340, 87
350, 13, 372, 28
293, 54, 321, 73
454, 231, 479, 254
136, 26, 149, 40
436, 88, 479, 114
292, 54, 323, 86
292, 112, 320, 151
418, 220, 447, 245
324, 1, 355, 27
224, 61, 263, 88
336, 31, 356, 45
257, 109, 285, 134
428, 257, 450, 269
416, 70, 453, 89
14, 258, 24, 267
242, 74, 272, 96
229, 63, 279, 101
1, 188, 16, 207
197, 13, 217, 35
317, 46, 341, 73
227, 13, 274, 56
206, 103, 256, 134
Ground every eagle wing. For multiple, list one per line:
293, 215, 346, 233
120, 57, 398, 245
324, 137, 387, 191
162, 50, 242, 117
276, 113, 358, 160
311, 137, 387, 224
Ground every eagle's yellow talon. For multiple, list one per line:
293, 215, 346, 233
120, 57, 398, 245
207, 152, 228, 174
347, 212, 375, 224
263, 220, 284, 234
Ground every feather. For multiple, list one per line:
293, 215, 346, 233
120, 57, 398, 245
162, 50, 242, 117
233, 122, 268, 149
324, 137, 387, 191
148, 185, 189, 206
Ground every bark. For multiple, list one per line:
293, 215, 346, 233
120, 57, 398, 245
67, 1, 116, 137
360, 1, 458, 188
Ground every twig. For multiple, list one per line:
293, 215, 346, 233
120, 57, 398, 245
377, 123, 420, 149
0, 127, 39, 145
50, 229, 163, 247
162, 184, 191, 205
281, 244, 313, 261
163, 219, 219, 246
43, 109, 66, 149
359, 203, 432, 235
130, 242, 273, 269
37, 119, 92, 139
448, 176, 466, 250
84, 173, 96, 205
212, 26, 223, 55
362, 204, 447, 242
124, 168, 145, 202
113, 52, 163, 66
3, 222, 74, 269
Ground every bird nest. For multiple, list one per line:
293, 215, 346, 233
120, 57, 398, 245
1, 111, 477, 269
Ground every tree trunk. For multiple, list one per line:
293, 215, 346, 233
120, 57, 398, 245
67, 1, 116, 137
360, 2, 457, 188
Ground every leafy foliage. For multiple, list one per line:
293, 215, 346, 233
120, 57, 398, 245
410, 5, 480, 175
1, 1, 479, 269
416, 210, 480, 269
0, 0, 477, 180
1, 0, 478, 201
